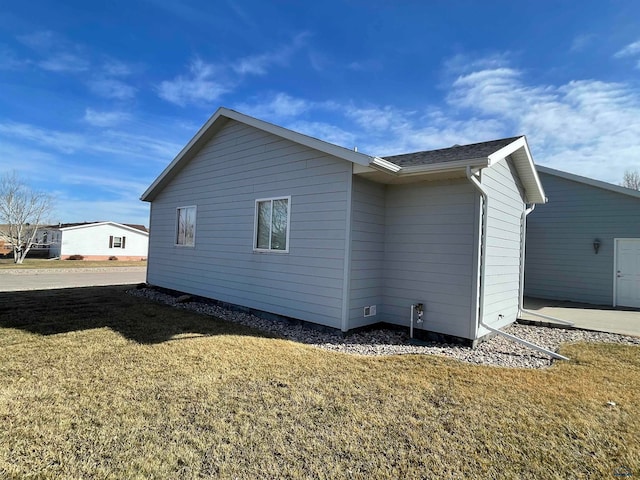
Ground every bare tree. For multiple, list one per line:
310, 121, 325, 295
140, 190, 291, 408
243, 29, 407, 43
621, 169, 640, 190
0, 172, 54, 264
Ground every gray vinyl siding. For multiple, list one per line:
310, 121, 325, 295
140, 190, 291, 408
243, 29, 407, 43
480, 158, 525, 332
147, 119, 350, 328
525, 172, 640, 305
348, 176, 385, 329
382, 179, 477, 339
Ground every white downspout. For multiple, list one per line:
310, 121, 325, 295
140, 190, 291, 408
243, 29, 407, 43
518, 204, 574, 326
466, 166, 569, 361
466, 166, 488, 338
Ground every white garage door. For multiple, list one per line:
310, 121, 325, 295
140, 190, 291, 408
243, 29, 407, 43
615, 238, 640, 308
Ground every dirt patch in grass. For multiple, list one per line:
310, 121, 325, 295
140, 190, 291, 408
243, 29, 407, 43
0, 286, 638, 478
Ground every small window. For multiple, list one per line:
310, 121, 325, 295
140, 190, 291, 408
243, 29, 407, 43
109, 236, 126, 249
254, 197, 290, 252
176, 206, 196, 246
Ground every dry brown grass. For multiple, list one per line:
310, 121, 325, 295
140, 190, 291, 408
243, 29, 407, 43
0, 259, 147, 269
0, 286, 638, 479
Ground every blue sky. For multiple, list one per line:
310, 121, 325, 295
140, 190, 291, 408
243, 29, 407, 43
1, 1, 639, 226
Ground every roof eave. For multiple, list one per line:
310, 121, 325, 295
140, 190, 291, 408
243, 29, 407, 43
142, 107, 376, 202
488, 136, 546, 204
538, 165, 640, 200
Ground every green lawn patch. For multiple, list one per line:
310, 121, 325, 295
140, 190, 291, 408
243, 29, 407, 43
0, 286, 638, 479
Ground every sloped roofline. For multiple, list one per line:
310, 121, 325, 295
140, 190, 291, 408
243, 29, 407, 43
141, 107, 380, 201
49, 221, 149, 235
141, 107, 546, 204
489, 136, 546, 203
538, 165, 640, 200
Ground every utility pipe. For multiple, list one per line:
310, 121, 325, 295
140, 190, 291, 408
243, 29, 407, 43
466, 166, 570, 361
517, 203, 574, 326
409, 304, 414, 339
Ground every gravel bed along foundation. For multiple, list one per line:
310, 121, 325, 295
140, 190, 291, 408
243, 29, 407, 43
129, 288, 640, 369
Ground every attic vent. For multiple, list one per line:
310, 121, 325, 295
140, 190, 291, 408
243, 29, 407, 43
451, 144, 461, 147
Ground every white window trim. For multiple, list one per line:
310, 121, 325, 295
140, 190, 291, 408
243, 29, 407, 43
113, 236, 122, 248
175, 205, 197, 247
253, 196, 291, 253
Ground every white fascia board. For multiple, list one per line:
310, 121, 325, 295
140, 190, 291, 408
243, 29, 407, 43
369, 156, 402, 173
487, 136, 526, 165
399, 157, 489, 176
141, 107, 376, 201
538, 165, 640, 200
488, 136, 546, 204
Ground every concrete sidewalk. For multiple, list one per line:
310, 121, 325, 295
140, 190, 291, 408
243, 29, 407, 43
520, 297, 640, 337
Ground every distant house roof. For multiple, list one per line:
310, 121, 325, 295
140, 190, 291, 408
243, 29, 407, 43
141, 107, 546, 204
538, 165, 640, 200
44, 221, 149, 234
384, 137, 522, 167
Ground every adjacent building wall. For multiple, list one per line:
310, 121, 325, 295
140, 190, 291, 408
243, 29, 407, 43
480, 158, 526, 334
381, 179, 478, 339
525, 172, 640, 305
59, 224, 148, 260
147, 119, 351, 329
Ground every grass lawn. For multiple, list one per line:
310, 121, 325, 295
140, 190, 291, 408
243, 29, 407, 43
0, 259, 147, 269
1, 286, 638, 479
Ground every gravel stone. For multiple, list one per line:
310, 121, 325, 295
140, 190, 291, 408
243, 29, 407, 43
129, 288, 640, 369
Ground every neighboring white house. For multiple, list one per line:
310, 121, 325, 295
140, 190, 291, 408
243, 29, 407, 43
141, 107, 546, 345
35, 222, 149, 261
526, 166, 640, 308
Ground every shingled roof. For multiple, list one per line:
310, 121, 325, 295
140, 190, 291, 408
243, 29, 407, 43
383, 136, 523, 167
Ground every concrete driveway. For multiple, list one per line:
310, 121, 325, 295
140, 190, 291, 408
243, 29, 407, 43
0, 267, 147, 292
520, 297, 640, 337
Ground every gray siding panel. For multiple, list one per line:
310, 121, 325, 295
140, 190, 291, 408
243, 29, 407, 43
348, 176, 385, 329
481, 158, 525, 333
525, 172, 640, 305
147, 120, 349, 329
382, 180, 476, 339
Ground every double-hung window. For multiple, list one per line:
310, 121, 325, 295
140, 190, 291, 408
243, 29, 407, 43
254, 197, 290, 252
109, 235, 125, 248
176, 206, 196, 247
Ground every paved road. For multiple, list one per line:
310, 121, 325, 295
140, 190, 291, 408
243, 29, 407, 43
0, 267, 147, 292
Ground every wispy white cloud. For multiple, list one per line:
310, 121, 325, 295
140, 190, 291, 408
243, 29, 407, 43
614, 40, 640, 58
101, 59, 132, 76
287, 120, 357, 148
235, 93, 311, 120
88, 78, 137, 99
0, 121, 182, 163
570, 34, 595, 53
446, 62, 640, 181
232, 32, 309, 75
61, 173, 150, 197
84, 109, 131, 127
157, 58, 229, 106
159, 33, 310, 106
0, 122, 86, 154
39, 52, 90, 72
18, 30, 90, 73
